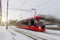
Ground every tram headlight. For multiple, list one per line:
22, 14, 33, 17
39, 26, 41, 28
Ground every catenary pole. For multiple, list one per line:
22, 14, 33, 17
6, 0, 9, 29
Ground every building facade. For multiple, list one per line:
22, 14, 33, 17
0, 0, 2, 25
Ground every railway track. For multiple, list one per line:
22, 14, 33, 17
9, 26, 60, 40
8, 30, 16, 40
8, 27, 45, 40
8, 28, 34, 40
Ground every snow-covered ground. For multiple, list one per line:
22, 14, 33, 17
9, 26, 60, 40
0, 26, 13, 40
46, 29, 60, 36
0, 26, 33, 40
8, 27, 33, 40
0, 26, 60, 40
46, 25, 59, 27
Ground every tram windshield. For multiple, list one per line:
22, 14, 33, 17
39, 18, 45, 25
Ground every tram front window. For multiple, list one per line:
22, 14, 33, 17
39, 18, 45, 28
39, 18, 45, 25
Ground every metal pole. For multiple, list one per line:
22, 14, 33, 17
32, 8, 37, 17
6, 0, 9, 29
34, 9, 37, 17
0, 0, 2, 26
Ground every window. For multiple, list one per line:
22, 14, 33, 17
21, 19, 38, 26
30, 19, 37, 26
21, 20, 28, 25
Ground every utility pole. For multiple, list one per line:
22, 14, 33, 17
6, 0, 9, 29
0, 0, 2, 26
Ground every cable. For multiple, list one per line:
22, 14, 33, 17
9, 7, 31, 12
9, 0, 29, 8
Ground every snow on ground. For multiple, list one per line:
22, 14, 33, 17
46, 29, 60, 36
8, 27, 33, 40
0, 26, 33, 40
46, 25, 59, 27
9, 26, 60, 40
0, 26, 13, 40
0, 26, 60, 40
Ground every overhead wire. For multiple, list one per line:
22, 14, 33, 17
9, 8, 31, 12
8, 0, 53, 19
8, 0, 30, 19
9, 0, 52, 11
8, 0, 32, 12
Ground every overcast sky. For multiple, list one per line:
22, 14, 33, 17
2, 0, 60, 21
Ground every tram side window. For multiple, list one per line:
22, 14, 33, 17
30, 20, 37, 26
21, 20, 37, 26
21, 20, 29, 25
31, 20, 36, 26
30, 20, 34, 25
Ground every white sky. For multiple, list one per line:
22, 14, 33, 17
2, 0, 60, 22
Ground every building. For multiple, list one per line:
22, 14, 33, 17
0, 0, 2, 25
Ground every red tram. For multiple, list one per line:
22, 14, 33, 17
16, 16, 46, 32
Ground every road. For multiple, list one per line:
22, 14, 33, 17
0, 26, 60, 40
